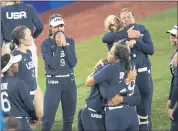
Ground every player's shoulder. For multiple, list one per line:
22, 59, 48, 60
103, 62, 116, 71
11, 49, 20, 55
7, 76, 23, 88
42, 37, 54, 46
126, 23, 145, 33
66, 36, 74, 42
27, 49, 32, 57
13, 77, 26, 87
175, 66, 178, 76
25, 4, 34, 8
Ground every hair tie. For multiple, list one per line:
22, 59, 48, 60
109, 23, 115, 28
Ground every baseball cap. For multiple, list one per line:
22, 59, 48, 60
166, 25, 178, 36
1, 54, 22, 73
49, 16, 65, 27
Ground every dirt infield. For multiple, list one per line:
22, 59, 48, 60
36, 2, 176, 56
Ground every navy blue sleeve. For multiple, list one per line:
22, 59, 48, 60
125, 24, 145, 33
63, 38, 77, 67
135, 29, 154, 55
41, 39, 63, 70
98, 82, 109, 99
102, 29, 128, 43
28, 5, 44, 39
122, 81, 141, 106
94, 64, 115, 84
1, 31, 3, 47
169, 67, 178, 109
168, 77, 174, 100
17, 80, 37, 120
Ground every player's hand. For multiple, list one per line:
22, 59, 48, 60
168, 109, 174, 120
166, 100, 171, 111
127, 26, 141, 38
55, 32, 66, 46
172, 53, 177, 67
108, 95, 123, 105
30, 120, 40, 129
127, 39, 136, 48
94, 58, 107, 71
125, 69, 137, 84
60, 32, 67, 46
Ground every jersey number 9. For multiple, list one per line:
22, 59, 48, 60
127, 80, 135, 96
60, 59, 65, 66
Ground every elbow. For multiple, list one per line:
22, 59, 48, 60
102, 37, 107, 43
149, 48, 154, 55
37, 24, 44, 32
85, 78, 94, 87
39, 25, 44, 32
72, 59, 78, 67
85, 81, 91, 87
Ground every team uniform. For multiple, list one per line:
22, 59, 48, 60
1, 3, 44, 76
92, 62, 140, 130
168, 50, 178, 131
102, 24, 154, 130
11, 49, 37, 100
78, 62, 141, 131
41, 36, 77, 131
1, 76, 38, 130
78, 65, 107, 131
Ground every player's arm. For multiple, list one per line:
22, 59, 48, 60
85, 65, 114, 87
102, 26, 141, 43
168, 77, 174, 100
41, 39, 63, 70
17, 80, 38, 120
63, 37, 77, 67
169, 67, 178, 109
122, 85, 141, 106
28, 5, 44, 39
102, 30, 127, 43
135, 29, 154, 55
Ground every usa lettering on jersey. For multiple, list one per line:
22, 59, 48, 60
26, 61, 35, 70
48, 80, 59, 85
91, 113, 102, 119
6, 11, 27, 19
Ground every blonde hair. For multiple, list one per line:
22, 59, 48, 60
104, 15, 124, 32
5, 0, 20, 6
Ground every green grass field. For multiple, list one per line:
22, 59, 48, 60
36, 8, 177, 130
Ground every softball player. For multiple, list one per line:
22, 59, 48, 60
1, 1, 44, 118
11, 26, 37, 100
102, 11, 154, 130
1, 53, 39, 130
79, 61, 139, 131
86, 42, 141, 130
41, 14, 77, 131
166, 25, 178, 131
1, 0, 43, 77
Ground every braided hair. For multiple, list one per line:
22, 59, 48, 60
12, 25, 28, 46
